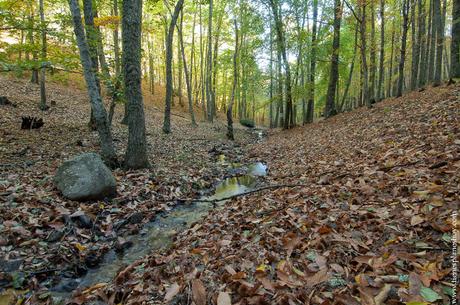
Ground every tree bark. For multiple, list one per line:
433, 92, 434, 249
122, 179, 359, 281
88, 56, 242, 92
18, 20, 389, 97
307, 0, 318, 122
417, 0, 427, 87
397, 0, 410, 97
325, 0, 342, 118
433, 0, 444, 85
122, 0, 149, 169
451, 0, 460, 78
177, 10, 197, 126
270, 0, 293, 129
68, 0, 117, 166
227, 19, 239, 140
377, 0, 385, 100
38, 0, 47, 111
163, 0, 185, 134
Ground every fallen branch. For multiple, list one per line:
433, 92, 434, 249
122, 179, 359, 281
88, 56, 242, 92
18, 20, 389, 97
186, 183, 309, 203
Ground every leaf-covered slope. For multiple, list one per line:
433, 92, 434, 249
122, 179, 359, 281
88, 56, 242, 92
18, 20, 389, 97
100, 84, 459, 305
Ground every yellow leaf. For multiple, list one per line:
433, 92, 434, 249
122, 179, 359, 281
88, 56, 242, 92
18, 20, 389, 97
75, 243, 87, 252
256, 264, 267, 272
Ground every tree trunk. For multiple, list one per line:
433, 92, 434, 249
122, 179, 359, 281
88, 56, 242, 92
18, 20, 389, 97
205, 0, 214, 122
369, 0, 376, 101
122, 0, 149, 169
377, 0, 385, 100
177, 10, 197, 126
227, 19, 238, 140
307, 0, 318, 123
451, 0, 460, 78
410, 0, 419, 90
325, 0, 342, 118
428, 0, 436, 82
340, 23, 358, 112
433, 0, 444, 85
270, 0, 293, 129
360, 2, 370, 106
68, 0, 117, 166
38, 0, 47, 111
397, 0, 410, 97
163, 0, 185, 134
417, 0, 427, 87
83, 0, 101, 130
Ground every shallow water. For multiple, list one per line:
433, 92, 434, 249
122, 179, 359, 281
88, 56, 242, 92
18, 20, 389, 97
51, 162, 267, 298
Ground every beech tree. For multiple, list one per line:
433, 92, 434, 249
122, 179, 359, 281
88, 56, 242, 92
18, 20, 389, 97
122, 0, 150, 168
68, 0, 117, 166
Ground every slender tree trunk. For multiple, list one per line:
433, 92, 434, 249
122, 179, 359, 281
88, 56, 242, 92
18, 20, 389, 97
227, 19, 239, 140
205, 0, 214, 122
199, 3, 206, 120
122, 0, 149, 168
340, 23, 358, 111
269, 21, 274, 128
177, 22, 183, 106
428, 0, 436, 82
360, 2, 370, 107
177, 10, 197, 126
325, 0, 342, 118
417, 0, 427, 87
38, 0, 47, 111
29, 11, 39, 84
410, 0, 419, 90
307, 0, 318, 122
83, 0, 101, 130
270, 0, 293, 129
433, 0, 444, 85
387, 18, 395, 96
451, 0, 460, 78
377, 0, 385, 100
369, 0, 376, 101
163, 0, 185, 134
68, 0, 117, 166
397, 0, 410, 97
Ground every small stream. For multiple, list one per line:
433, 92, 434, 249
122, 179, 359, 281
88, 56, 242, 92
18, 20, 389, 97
51, 161, 267, 300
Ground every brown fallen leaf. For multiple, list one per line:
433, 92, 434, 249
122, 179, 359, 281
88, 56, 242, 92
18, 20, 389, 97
217, 291, 232, 305
410, 215, 425, 226
164, 282, 180, 302
192, 279, 207, 305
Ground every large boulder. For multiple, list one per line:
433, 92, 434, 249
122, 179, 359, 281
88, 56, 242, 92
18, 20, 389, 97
55, 153, 117, 201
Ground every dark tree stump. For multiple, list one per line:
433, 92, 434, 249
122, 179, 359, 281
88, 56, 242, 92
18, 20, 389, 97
21, 116, 44, 129
0, 96, 16, 107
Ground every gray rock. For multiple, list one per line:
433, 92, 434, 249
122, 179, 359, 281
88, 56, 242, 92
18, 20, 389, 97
55, 153, 117, 201
0, 258, 24, 272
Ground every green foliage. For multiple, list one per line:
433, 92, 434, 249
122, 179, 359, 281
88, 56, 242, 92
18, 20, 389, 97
240, 118, 255, 128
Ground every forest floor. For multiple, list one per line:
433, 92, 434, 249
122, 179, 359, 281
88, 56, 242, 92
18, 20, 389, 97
0, 75, 265, 302
93, 84, 457, 305
0, 75, 459, 305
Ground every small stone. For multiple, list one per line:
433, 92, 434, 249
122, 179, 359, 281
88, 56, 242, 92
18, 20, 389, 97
47, 229, 64, 243
0, 258, 24, 273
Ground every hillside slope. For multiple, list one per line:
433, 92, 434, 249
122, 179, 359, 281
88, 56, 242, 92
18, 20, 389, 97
97, 84, 460, 304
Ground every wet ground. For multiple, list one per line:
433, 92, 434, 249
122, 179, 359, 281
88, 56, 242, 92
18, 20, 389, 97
51, 161, 268, 301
